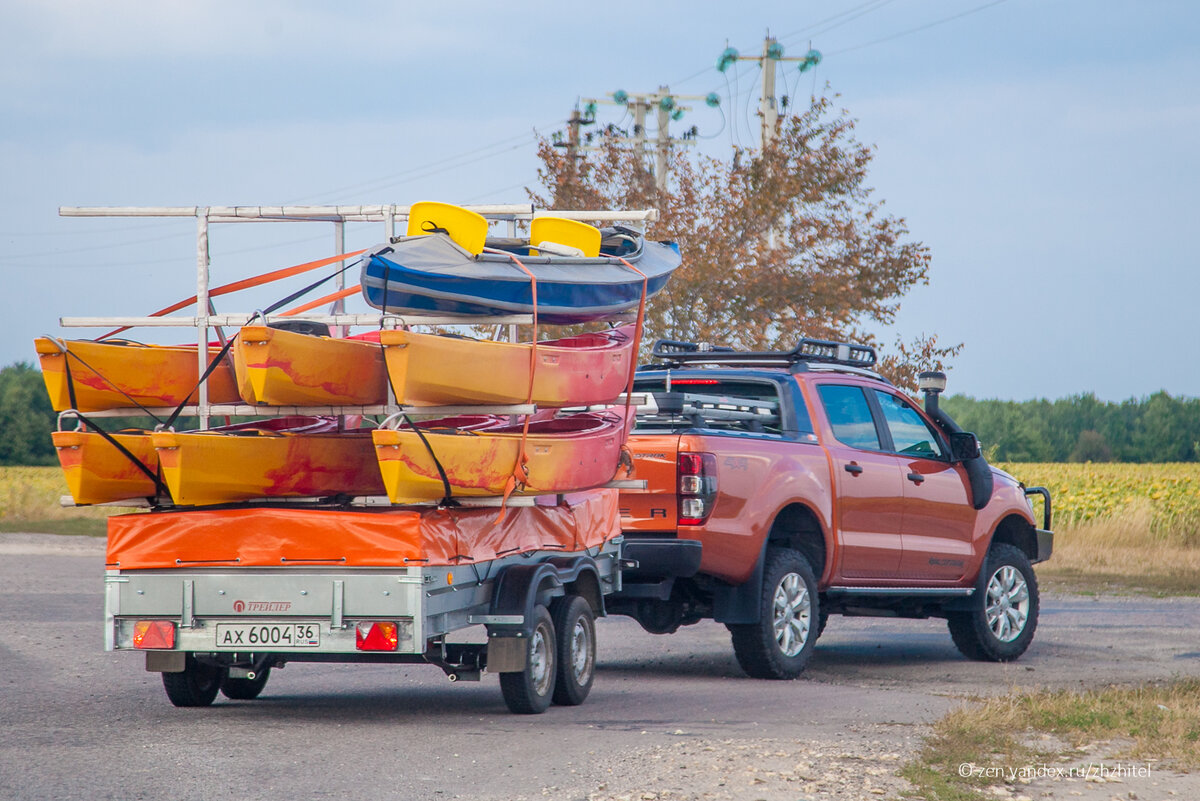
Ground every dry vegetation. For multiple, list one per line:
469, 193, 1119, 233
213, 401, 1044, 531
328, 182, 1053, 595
0, 466, 109, 536
903, 679, 1200, 800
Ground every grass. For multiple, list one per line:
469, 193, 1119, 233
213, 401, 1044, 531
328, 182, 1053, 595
902, 679, 1200, 800
0, 466, 112, 537
1036, 509, 1200, 596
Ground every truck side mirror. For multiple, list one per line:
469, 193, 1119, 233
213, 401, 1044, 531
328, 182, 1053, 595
949, 431, 981, 462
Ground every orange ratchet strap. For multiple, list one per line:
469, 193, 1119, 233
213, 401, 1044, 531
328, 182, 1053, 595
100, 248, 367, 339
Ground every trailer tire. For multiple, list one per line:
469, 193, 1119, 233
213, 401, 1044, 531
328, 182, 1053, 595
728, 548, 818, 679
551, 595, 595, 706
162, 655, 224, 707
220, 666, 271, 700
499, 605, 557, 714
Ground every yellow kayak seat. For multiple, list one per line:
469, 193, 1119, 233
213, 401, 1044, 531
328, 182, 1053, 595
406, 201, 488, 256
529, 216, 601, 258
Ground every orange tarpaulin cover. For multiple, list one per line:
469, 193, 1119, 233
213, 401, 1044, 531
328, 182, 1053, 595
106, 490, 620, 569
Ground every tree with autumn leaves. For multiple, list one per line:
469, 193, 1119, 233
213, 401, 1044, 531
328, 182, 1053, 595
529, 94, 958, 390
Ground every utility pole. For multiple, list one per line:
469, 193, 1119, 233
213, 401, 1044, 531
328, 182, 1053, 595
717, 35, 821, 149
578, 87, 717, 191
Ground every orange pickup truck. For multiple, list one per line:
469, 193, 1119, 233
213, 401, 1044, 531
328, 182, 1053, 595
613, 338, 1053, 679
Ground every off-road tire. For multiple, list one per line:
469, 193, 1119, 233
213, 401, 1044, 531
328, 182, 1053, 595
499, 605, 557, 714
728, 548, 819, 679
948, 543, 1039, 661
220, 666, 271, 700
162, 655, 224, 707
550, 595, 596, 706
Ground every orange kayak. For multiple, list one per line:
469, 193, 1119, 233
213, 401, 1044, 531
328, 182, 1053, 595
372, 412, 629, 503
380, 325, 635, 406
34, 337, 239, 412
54, 417, 347, 506
233, 325, 388, 406
153, 427, 383, 506
52, 429, 160, 505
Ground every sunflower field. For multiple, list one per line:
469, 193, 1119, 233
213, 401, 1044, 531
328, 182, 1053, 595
1000, 462, 1200, 545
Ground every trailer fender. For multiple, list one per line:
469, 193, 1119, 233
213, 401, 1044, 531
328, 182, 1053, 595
486, 556, 603, 639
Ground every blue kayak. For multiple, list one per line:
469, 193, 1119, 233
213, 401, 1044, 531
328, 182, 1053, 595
360, 227, 681, 323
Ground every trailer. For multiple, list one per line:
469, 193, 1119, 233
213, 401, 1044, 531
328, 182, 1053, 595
51, 203, 659, 713
104, 492, 625, 713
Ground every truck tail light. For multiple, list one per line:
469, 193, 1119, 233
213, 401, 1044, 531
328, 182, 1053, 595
356, 621, 399, 651
678, 452, 718, 525
132, 620, 176, 649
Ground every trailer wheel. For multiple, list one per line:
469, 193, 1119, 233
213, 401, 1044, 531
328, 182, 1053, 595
162, 654, 224, 707
220, 666, 271, 700
728, 547, 819, 679
499, 605, 557, 714
551, 595, 595, 706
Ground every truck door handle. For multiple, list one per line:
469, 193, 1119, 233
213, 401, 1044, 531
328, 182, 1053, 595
844, 463, 864, 475
906, 472, 925, 484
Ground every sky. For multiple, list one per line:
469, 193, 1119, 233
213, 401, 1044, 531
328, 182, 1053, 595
1, 0, 1197, 402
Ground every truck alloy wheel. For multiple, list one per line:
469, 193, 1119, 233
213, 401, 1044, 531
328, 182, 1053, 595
729, 547, 820, 679
948, 543, 1039, 662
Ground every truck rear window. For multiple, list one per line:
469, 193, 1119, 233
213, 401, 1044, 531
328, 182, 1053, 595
632, 376, 812, 437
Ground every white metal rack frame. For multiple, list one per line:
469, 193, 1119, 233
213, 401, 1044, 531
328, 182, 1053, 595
57, 204, 658, 428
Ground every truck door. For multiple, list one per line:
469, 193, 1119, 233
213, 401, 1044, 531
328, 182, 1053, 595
871, 389, 975, 580
815, 384, 904, 578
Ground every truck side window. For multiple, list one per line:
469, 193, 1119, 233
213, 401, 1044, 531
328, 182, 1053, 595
874, 390, 944, 459
817, 385, 880, 450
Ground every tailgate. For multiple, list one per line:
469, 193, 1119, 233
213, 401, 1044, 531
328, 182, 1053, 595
620, 433, 680, 531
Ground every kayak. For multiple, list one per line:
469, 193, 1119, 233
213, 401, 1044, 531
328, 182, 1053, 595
372, 411, 629, 503
233, 324, 388, 406
360, 227, 680, 323
34, 337, 240, 412
381, 325, 635, 406
54, 416, 342, 506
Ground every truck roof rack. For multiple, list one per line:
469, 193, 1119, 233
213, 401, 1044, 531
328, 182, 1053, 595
646, 337, 878, 370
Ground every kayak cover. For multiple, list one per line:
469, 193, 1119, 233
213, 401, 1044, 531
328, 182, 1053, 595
105, 489, 620, 569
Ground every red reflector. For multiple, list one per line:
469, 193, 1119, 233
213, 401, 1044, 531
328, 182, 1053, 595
132, 620, 175, 650
355, 621, 399, 651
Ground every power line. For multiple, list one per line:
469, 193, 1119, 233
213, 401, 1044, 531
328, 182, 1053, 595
827, 0, 1008, 55
778, 0, 901, 44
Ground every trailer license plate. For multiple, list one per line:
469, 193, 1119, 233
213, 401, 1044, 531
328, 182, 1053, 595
215, 623, 320, 648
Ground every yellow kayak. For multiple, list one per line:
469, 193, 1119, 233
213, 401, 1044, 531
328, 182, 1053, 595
372, 412, 628, 503
380, 325, 634, 406
34, 337, 240, 412
153, 425, 384, 506
233, 325, 388, 406
52, 429, 160, 505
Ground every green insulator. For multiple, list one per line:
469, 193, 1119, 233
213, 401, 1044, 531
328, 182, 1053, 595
613, 89, 629, 105
716, 46, 738, 72
659, 95, 676, 112
671, 109, 684, 121
766, 41, 784, 60
705, 92, 721, 108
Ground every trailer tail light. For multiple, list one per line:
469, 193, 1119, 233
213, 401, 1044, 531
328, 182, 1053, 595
132, 620, 176, 650
678, 452, 718, 525
355, 621, 399, 651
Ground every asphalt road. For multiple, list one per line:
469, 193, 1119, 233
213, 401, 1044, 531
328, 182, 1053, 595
1, 534, 1198, 801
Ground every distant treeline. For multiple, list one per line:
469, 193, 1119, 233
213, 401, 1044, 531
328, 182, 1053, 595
943, 392, 1200, 463
1, 360, 1197, 465
0, 362, 56, 466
